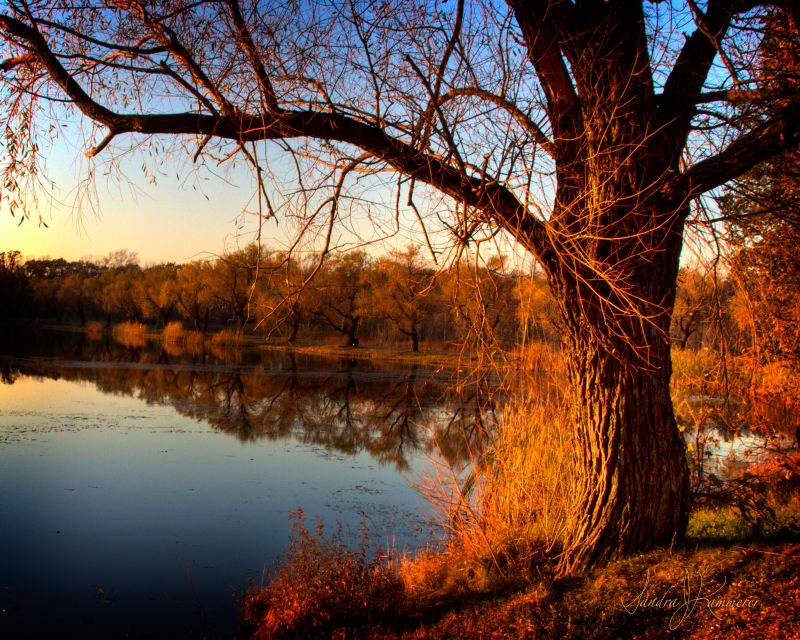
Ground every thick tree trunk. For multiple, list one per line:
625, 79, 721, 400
559, 333, 690, 571
547, 196, 692, 570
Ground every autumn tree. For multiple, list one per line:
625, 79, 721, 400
372, 245, 436, 351
175, 260, 215, 333
0, 250, 30, 318
718, 10, 800, 367
671, 267, 721, 350
56, 272, 96, 326
723, 160, 800, 357
308, 250, 372, 348
251, 252, 312, 343
443, 255, 519, 351
207, 245, 262, 334
97, 249, 140, 271
3, 1, 800, 567
97, 265, 144, 325
138, 264, 181, 328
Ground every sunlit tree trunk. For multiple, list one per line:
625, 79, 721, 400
557, 295, 690, 569
560, 340, 690, 569
546, 195, 691, 569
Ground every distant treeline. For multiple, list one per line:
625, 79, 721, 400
0, 246, 560, 351
1, 244, 796, 363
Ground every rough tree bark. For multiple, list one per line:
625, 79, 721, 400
547, 198, 690, 568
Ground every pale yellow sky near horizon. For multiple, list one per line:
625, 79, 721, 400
0, 165, 289, 265
0, 135, 455, 266
0, 153, 492, 267
1, 198, 263, 265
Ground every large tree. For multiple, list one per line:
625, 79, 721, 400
2, 1, 799, 568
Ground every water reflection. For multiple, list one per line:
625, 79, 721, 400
2, 327, 506, 638
0, 327, 504, 470
675, 393, 799, 493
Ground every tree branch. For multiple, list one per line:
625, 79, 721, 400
671, 102, 800, 200
222, 0, 280, 113
430, 87, 554, 157
0, 52, 35, 71
31, 16, 167, 56
659, 0, 734, 163
0, 12, 550, 260
506, 0, 581, 149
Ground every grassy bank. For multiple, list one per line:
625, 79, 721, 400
240, 493, 800, 640
240, 399, 800, 640
239, 344, 800, 640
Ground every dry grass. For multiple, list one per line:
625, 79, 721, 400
414, 393, 581, 580
382, 540, 800, 640
511, 341, 564, 382
86, 321, 104, 340
183, 329, 205, 353
162, 320, 187, 343
211, 328, 239, 345
741, 358, 799, 399
240, 495, 800, 640
240, 509, 405, 640
161, 321, 205, 355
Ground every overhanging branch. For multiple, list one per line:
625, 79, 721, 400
0, 12, 551, 261
671, 102, 800, 200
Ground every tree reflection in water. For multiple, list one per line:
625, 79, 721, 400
0, 328, 505, 470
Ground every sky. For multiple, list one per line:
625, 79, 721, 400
0, 151, 282, 265
0, 127, 451, 267
0, 129, 497, 269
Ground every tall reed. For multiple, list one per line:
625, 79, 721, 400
415, 356, 582, 578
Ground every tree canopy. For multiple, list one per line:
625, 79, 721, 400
1, 2, 797, 261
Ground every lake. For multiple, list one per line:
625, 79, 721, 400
0, 327, 499, 639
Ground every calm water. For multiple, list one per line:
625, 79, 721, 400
0, 328, 498, 639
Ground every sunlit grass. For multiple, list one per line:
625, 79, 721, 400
161, 321, 205, 355
240, 509, 404, 640
86, 321, 104, 340
210, 328, 239, 345
415, 399, 580, 580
